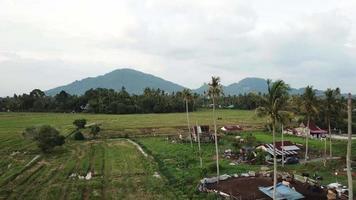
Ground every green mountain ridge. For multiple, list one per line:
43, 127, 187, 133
46, 68, 326, 96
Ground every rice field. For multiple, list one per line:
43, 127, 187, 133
0, 139, 174, 200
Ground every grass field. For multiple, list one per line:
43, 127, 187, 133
0, 110, 355, 199
0, 139, 174, 199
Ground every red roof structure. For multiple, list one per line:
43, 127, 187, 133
308, 122, 327, 135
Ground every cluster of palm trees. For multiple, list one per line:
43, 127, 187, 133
256, 81, 352, 200
183, 77, 352, 200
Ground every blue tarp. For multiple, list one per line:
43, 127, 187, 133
259, 183, 304, 200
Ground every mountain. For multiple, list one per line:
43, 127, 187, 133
193, 77, 325, 96
193, 78, 268, 95
46, 68, 328, 96
46, 68, 186, 95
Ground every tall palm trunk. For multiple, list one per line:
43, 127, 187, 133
212, 97, 219, 183
347, 94, 353, 200
196, 121, 203, 168
185, 99, 192, 148
281, 124, 284, 167
272, 121, 277, 200
328, 120, 332, 158
305, 117, 310, 161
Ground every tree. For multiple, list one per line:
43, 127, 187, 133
182, 89, 193, 147
90, 125, 101, 138
256, 79, 289, 199
207, 76, 223, 183
346, 93, 353, 200
73, 130, 85, 140
73, 119, 87, 129
323, 88, 343, 159
279, 111, 294, 167
301, 86, 318, 161
34, 125, 65, 152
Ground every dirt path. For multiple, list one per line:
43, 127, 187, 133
126, 139, 148, 157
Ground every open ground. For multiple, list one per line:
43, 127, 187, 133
0, 109, 355, 199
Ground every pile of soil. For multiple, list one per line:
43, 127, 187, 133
206, 176, 327, 200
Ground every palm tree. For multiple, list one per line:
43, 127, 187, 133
182, 89, 193, 147
279, 111, 294, 167
256, 79, 289, 199
324, 88, 341, 159
301, 86, 318, 161
208, 76, 223, 182
346, 93, 353, 200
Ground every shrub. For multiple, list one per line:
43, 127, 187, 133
207, 163, 223, 173
32, 125, 65, 153
73, 131, 85, 140
22, 126, 38, 140
255, 149, 267, 164
73, 119, 87, 129
90, 125, 101, 138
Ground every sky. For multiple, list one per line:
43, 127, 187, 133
0, 0, 356, 96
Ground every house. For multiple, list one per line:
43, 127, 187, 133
192, 125, 218, 143
308, 122, 327, 138
289, 122, 327, 139
256, 141, 301, 159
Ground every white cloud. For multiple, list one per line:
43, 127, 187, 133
0, 0, 356, 96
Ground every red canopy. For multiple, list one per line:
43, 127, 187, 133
308, 122, 327, 134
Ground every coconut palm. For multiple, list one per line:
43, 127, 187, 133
346, 93, 353, 200
279, 111, 294, 167
256, 79, 289, 199
324, 88, 341, 159
301, 86, 318, 161
208, 76, 223, 182
182, 89, 193, 147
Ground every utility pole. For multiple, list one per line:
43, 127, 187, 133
346, 93, 353, 200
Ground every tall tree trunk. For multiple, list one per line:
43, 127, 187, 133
305, 117, 310, 161
186, 99, 192, 148
212, 97, 220, 183
347, 93, 353, 200
328, 120, 332, 158
324, 134, 327, 167
196, 121, 203, 168
272, 121, 277, 200
282, 124, 284, 167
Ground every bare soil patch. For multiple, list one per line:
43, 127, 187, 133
206, 176, 327, 200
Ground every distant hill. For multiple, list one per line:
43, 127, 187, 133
46, 68, 186, 95
194, 77, 325, 96
46, 68, 328, 96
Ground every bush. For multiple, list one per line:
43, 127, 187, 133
73, 131, 85, 140
208, 163, 223, 173
255, 149, 267, 164
73, 119, 87, 129
90, 125, 101, 138
22, 126, 38, 140
31, 125, 65, 153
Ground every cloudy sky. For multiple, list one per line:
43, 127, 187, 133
1, 0, 356, 96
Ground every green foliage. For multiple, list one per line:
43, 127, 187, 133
245, 134, 257, 146
22, 126, 38, 140
90, 125, 101, 138
255, 149, 267, 165
73, 119, 86, 129
33, 125, 65, 152
73, 131, 85, 140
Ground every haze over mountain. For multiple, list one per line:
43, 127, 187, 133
46, 68, 185, 96
46, 68, 324, 96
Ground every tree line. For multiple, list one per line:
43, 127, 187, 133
0, 87, 198, 114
